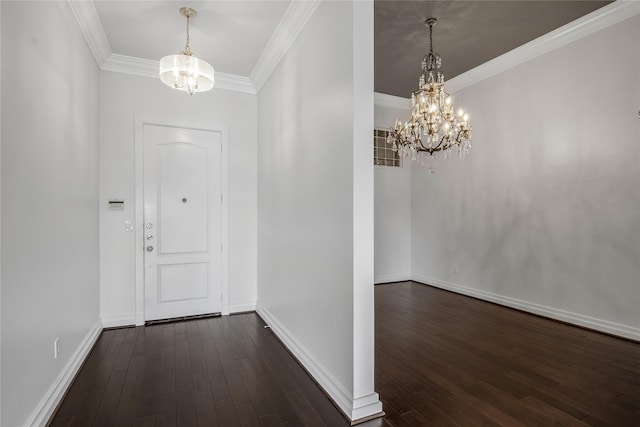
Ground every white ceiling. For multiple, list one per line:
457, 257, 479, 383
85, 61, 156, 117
88, 0, 616, 95
93, 1, 291, 77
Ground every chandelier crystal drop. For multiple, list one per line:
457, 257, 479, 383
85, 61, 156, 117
388, 18, 471, 171
159, 7, 214, 95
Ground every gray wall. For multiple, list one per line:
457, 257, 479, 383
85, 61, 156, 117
1, 2, 100, 425
374, 102, 411, 283
257, 1, 380, 419
411, 14, 640, 339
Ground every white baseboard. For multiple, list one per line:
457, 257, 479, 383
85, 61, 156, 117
256, 307, 382, 422
223, 301, 257, 315
374, 273, 411, 285
351, 393, 384, 423
25, 321, 103, 427
412, 274, 640, 342
135, 311, 145, 326
101, 312, 136, 328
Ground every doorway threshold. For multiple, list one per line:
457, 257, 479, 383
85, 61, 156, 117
144, 312, 221, 326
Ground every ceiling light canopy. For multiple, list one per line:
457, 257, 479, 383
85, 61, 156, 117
159, 7, 214, 95
388, 18, 472, 172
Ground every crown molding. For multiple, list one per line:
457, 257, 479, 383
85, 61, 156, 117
374, 92, 411, 110
70, 0, 634, 98
70, 0, 323, 94
250, 0, 322, 92
379, 0, 638, 99
68, 0, 256, 94
446, 0, 640, 93
213, 73, 256, 94
67, 0, 111, 66
101, 54, 256, 94
102, 54, 156, 78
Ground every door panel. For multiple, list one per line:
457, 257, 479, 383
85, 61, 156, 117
158, 263, 209, 302
159, 143, 209, 254
143, 124, 222, 321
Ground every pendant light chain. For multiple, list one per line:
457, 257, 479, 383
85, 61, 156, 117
429, 21, 433, 56
184, 12, 192, 55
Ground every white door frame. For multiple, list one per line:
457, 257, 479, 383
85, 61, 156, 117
134, 116, 229, 326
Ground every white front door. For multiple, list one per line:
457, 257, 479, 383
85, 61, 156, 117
143, 124, 222, 321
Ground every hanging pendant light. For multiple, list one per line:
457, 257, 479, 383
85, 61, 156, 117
159, 7, 214, 95
388, 18, 472, 172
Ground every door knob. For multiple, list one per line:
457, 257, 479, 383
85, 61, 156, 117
146, 246, 154, 252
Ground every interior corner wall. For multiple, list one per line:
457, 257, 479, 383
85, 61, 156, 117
257, 1, 380, 420
1, 2, 101, 426
411, 14, 640, 340
99, 72, 258, 326
374, 103, 411, 283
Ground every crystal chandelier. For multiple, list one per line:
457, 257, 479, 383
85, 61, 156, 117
388, 18, 471, 169
159, 7, 214, 95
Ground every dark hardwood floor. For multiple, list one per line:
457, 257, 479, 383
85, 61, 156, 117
49, 281, 639, 426
49, 312, 355, 427
375, 282, 640, 426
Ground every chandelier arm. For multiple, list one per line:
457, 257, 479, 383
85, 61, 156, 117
402, 123, 428, 152
429, 134, 449, 152
413, 131, 432, 154
455, 128, 468, 143
415, 136, 430, 152
425, 145, 445, 155
408, 126, 420, 143
428, 134, 460, 154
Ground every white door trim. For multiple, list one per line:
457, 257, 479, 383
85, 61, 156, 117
134, 116, 229, 326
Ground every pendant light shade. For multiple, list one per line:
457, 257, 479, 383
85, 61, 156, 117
159, 7, 214, 95
159, 53, 214, 94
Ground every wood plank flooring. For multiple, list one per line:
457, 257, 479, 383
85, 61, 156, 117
375, 282, 640, 426
49, 281, 640, 426
50, 313, 352, 427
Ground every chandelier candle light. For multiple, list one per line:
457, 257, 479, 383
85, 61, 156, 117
388, 18, 472, 171
159, 7, 214, 95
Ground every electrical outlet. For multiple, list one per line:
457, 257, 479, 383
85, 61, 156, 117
54, 338, 60, 359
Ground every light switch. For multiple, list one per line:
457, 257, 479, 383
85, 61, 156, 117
125, 220, 134, 232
